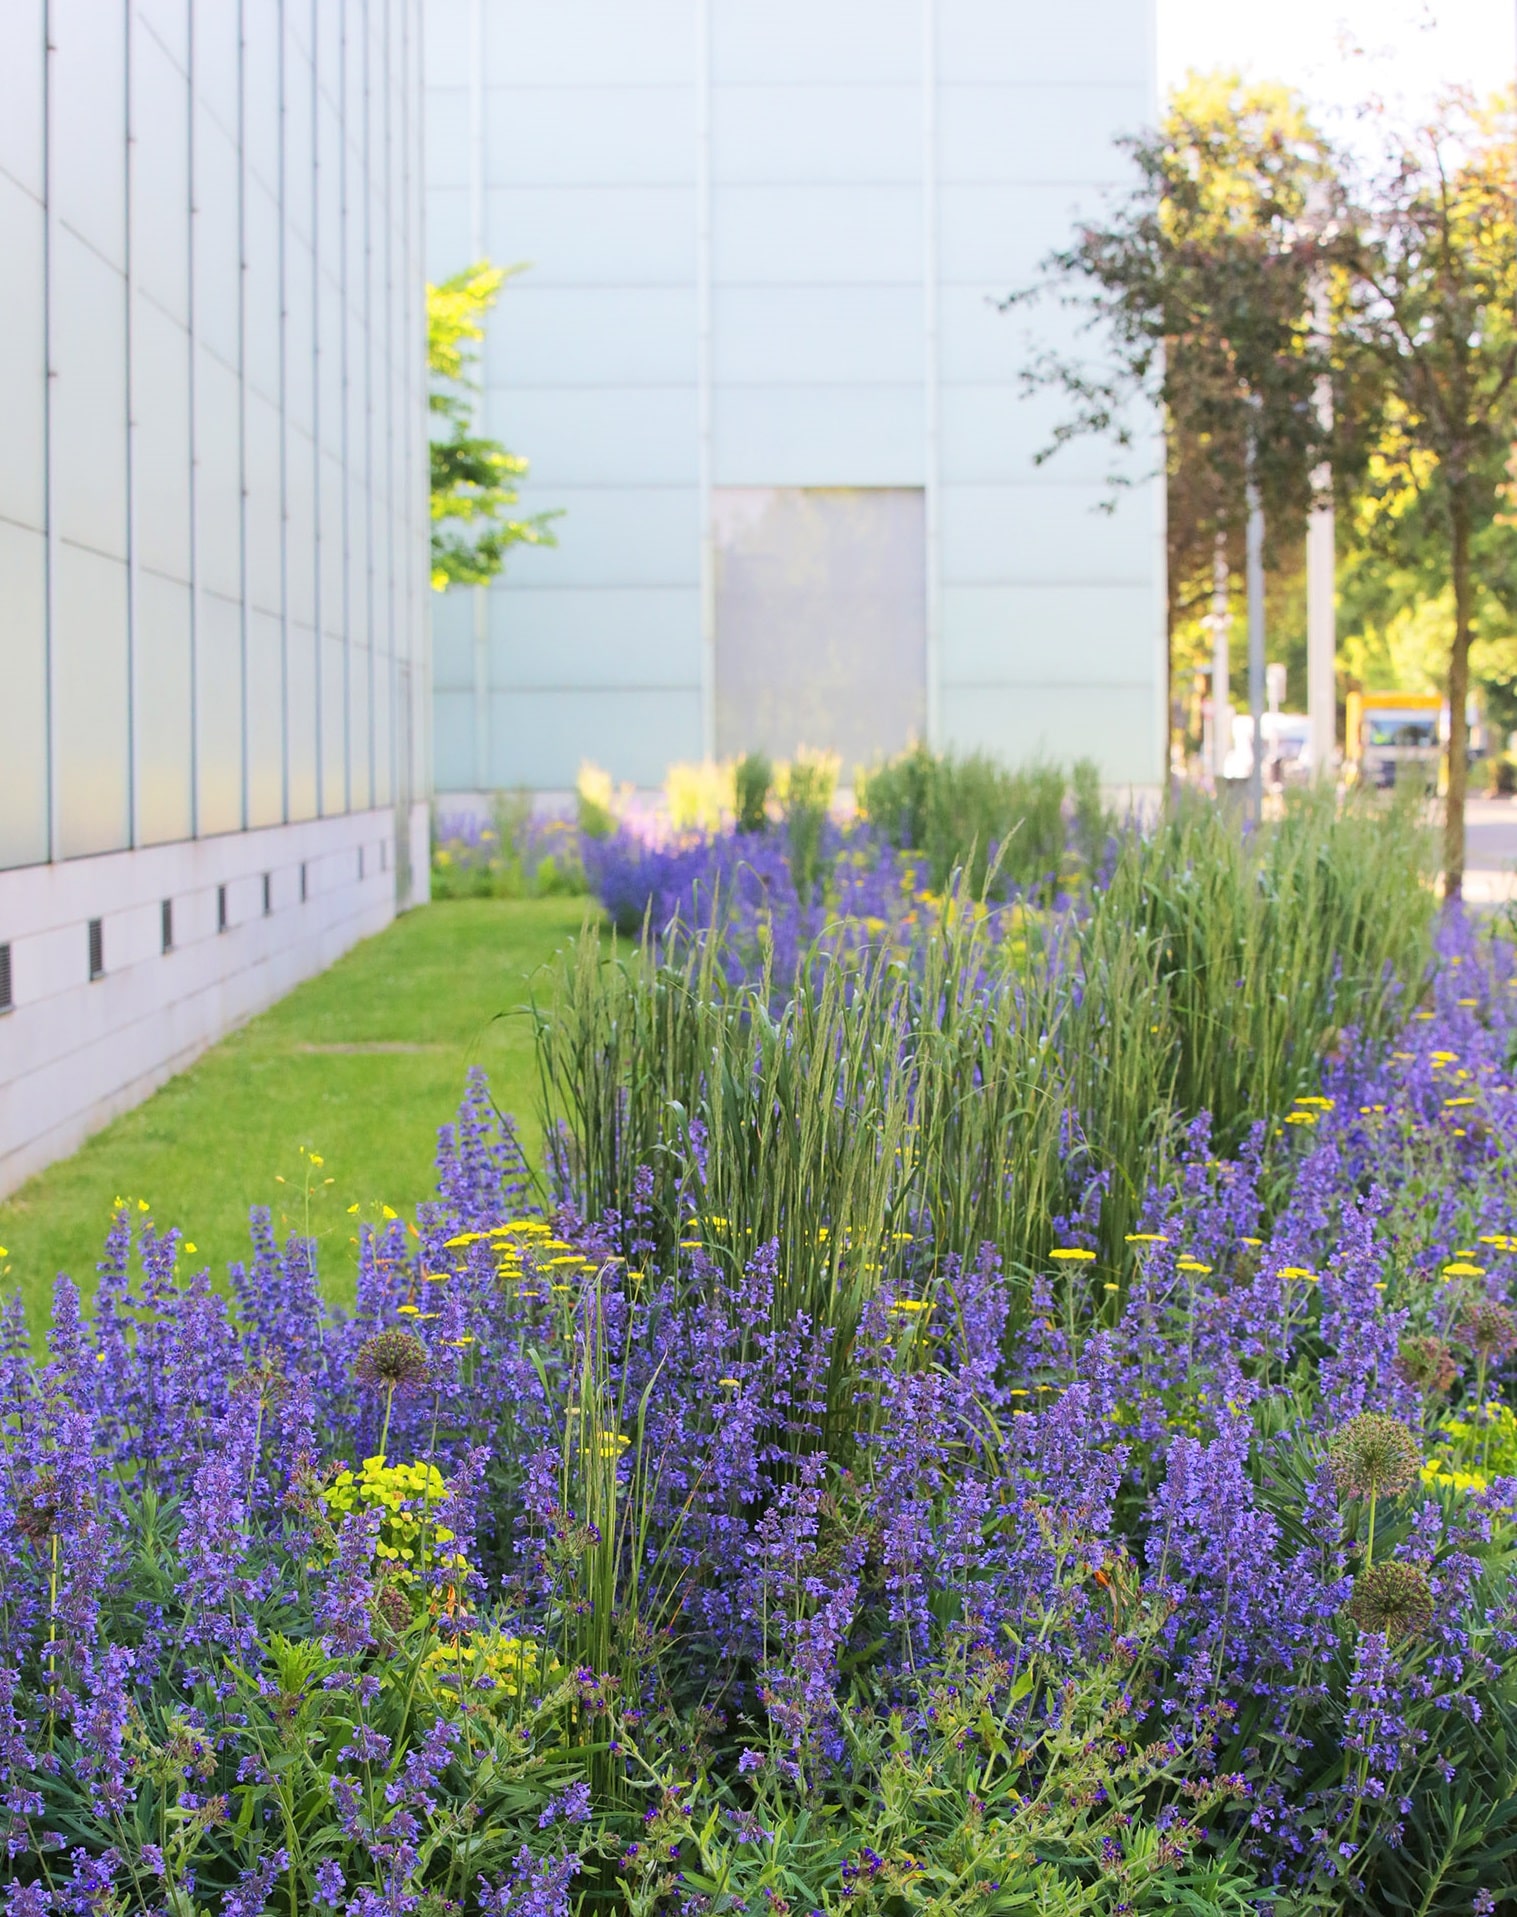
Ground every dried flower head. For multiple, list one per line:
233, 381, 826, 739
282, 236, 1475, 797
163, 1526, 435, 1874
354, 1327, 430, 1392
1328, 1413, 1421, 1502
14, 1471, 60, 1543
1346, 1559, 1434, 1638
1459, 1300, 1517, 1363
1394, 1335, 1459, 1397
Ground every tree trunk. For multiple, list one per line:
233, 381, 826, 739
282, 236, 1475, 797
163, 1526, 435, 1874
1444, 485, 1472, 902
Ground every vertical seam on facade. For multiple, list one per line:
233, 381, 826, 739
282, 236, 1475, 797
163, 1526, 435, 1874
239, 0, 251, 829
125, 0, 139, 846
340, 0, 352, 814
312, 0, 324, 815
365, 0, 376, 808
188, 0, 200, 838
402, 0, 417, 826
922, 0, 941, 752
278, 0, 290, 820
468, 0, 487, 791
385, 0, 396, 810
695, 0, 714, 759
43, 0, 59, 863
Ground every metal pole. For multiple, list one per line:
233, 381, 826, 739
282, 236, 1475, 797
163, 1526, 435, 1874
1246, 445, 1266, 825
1210, 531, 1230, 786
1305, 215, 1337, 785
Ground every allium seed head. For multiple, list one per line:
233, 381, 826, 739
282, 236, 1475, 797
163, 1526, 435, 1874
354, 1327, 430, 1392
1394, 1335, 1459, 1397
1346, 1559, 1434, 1638
1327, 1412, 1420, 1501
1459, 1300, 1517, 1363
14, 1471, 60, 1543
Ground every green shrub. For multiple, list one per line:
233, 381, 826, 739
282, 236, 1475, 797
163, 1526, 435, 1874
431, 793, 586, 901
859, 746, 1084, 898
783, 749, 837, 903
733, 750, 774, 832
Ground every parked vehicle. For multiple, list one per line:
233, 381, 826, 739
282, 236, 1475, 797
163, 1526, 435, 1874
1344, 690, 1487, 792
1222, 711, 1312, 786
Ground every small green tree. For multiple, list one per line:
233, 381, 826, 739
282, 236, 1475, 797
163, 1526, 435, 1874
1012, 74, 1349, 591
428, 261, 559, 590
1330, 95, 1517, 896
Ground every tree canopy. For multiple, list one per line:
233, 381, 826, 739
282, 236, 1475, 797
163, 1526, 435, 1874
1016, 75, 1517, 894
427, 261, 559, 592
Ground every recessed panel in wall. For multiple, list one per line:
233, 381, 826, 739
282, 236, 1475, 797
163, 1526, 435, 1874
713, 487, 925, 767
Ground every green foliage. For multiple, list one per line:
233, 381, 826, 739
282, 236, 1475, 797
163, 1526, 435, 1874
782, 751, 838, 904
575, 764, 621, 841
610, 1637, 1265, 1913
858, 746, 1108, 897
1014, 71, 1345, 555
427, 261, 560, 590
431, 796, 586, 902
733, 752, 773, 833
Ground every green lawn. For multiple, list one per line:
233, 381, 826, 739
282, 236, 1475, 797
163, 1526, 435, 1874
0, 896, 595, 1332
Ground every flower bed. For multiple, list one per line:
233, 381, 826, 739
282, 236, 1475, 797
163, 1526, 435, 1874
14, 803, 1517, 1914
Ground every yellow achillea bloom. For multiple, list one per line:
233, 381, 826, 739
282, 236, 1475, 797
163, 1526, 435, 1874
1050, 1248, 1095, 1263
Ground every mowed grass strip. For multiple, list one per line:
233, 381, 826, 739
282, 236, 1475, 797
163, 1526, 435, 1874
0, 897, 595, 1330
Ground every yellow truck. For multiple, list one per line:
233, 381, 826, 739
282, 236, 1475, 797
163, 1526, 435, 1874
1345, 690, 1444, 791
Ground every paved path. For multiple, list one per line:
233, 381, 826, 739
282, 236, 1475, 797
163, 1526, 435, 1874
1461, 798, 1517, 905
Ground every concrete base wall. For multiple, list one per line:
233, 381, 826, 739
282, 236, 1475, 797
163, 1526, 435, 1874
0, 802, 429, 1197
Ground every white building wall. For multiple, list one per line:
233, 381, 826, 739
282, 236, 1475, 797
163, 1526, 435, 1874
426, 0, 1165, 797
0, 0, 431, 1198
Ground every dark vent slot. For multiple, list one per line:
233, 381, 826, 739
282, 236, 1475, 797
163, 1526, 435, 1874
161, 899, 174, 953
217, 884, 228, 933
88, 919, 104, 981
300, 862, 308, 903
262, 872, 272, 916
0, 943, 12, 1012
358, 846, 365, 881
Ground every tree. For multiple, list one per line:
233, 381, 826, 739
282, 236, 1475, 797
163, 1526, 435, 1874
1012, 74, 1350, 638
1330, 95, 1517, 895
428, 261, 559, 591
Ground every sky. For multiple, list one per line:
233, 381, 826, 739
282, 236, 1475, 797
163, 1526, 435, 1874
1156, 0, 1515, 133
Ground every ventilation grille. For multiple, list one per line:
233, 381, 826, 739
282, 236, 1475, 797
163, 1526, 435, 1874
262, 872, 272, 917
88, 919, 104, 981
0, 943, 11, 1013
217, 884, 228, 933
161, 899, 174, 953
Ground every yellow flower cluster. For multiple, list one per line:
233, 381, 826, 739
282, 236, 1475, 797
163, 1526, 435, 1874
419, 1630, 558, 1714
322, 1455, 469, 1584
